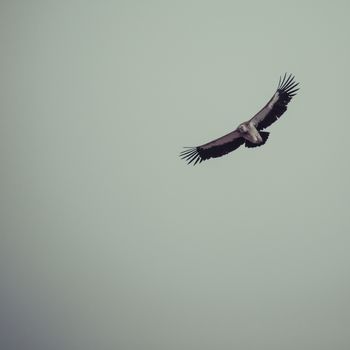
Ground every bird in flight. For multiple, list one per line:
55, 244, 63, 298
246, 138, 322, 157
180, 73, 299, 165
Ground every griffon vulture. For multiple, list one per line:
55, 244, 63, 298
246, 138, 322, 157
180, 73, 299, 165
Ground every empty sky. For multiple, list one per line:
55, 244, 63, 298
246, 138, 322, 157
1, 1, 350, 349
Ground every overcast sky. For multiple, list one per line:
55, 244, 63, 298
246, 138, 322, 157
1, 1, 350, 349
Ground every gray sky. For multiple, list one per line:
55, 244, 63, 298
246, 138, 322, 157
1, 1, 350, 349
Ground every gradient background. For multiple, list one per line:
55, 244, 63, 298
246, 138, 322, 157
1, 1, 350, 349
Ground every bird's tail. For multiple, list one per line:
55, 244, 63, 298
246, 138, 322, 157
259, 131, 270, 144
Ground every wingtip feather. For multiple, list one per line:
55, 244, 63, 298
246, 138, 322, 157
179, 147, 203, 165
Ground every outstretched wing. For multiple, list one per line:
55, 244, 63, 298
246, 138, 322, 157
250, 73, 299, 130
180, 129, 244, 165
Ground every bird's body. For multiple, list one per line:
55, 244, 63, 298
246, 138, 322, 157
238, 122, 264, 144
180, 73, 299, 165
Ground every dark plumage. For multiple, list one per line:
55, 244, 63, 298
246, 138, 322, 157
180, 73, 299, 165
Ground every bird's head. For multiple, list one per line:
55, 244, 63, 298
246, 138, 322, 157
238, 124, 248, 133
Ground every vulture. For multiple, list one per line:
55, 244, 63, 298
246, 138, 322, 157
180, 73, 299, 165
